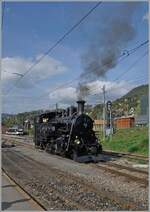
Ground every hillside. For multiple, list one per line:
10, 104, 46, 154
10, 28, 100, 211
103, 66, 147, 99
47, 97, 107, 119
121, 84, 148, 99
2, 113, 14, 119
2, 84, 148, 127
2, 110, 44, 127
90, 84, 148, 119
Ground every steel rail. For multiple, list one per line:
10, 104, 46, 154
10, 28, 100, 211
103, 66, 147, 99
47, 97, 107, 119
2, 134, 149, 179
2, 149, 143, 210
102, 150, 148, 161
2, 168, 47, 211
91, 163, 148, 186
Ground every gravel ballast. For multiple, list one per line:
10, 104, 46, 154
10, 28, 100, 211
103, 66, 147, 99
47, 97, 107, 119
2, 144, 148, 211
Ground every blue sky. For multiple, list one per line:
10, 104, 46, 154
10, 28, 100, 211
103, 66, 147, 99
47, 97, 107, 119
2, 1, 148, 113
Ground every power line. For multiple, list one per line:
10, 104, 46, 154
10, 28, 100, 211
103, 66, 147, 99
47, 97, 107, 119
49, 40, 148, 92
124, 40, 149, 55
3, 39, 148, 100
5, 75, 147, 102
90, 50, 148, 95
36, 39, 148, 99
91, 77, 147, 100
91, 49, 148, 94
113, 50, 148, 82
2, 1, 5, 29
77, 48, 148, 95
2, 41, 148, 107
5, 1, 102, 96
3, 69, 24, 77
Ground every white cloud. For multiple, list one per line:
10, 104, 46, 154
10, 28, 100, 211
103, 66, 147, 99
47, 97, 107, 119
49, 87, 77, 104
1, 55, 68, 89
48, 80, 134, 104
88, 80, 134, 97
143, 12, 148, 21
2, 78, 137, 113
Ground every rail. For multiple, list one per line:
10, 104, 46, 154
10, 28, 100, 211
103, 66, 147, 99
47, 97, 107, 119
2, 169, 47, 211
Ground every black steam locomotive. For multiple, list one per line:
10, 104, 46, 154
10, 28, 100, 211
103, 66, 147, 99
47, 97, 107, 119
34, 100, 102, 162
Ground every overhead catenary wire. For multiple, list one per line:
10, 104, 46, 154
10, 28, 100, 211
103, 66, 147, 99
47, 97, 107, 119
28, 39, 149, 99
3, 45, 148, 106
3, 76, 147, 114
4, 1, 102, 96
54, 74, 148, 109
3, 39, 148, 100
75, 48, 148, 95
2, 1, 5, 29
4, 74, 147, 103
89, 77, 147, 105
41, 40, 148, 94
89, 50, 148, 96
4, 0, 147, 97
106, 82, 147, 100
3, 69, 24, 77
94, 76, 147, 96
124, 40, 149, 55
113, 50, 148, 82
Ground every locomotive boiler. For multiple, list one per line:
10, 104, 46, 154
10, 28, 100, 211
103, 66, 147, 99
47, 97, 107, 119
34, 100, 102, 162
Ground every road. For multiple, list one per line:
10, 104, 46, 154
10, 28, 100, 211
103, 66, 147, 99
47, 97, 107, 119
2, 172, 44, 211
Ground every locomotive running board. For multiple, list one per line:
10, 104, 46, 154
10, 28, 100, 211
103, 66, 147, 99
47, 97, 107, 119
74, 154, 107, 163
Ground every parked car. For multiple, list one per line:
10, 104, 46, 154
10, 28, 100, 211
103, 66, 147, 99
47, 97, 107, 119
6, 128, 24, 135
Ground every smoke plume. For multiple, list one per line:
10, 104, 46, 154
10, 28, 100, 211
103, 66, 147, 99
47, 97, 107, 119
77, 83, 90, 100
77, 2, 139, 99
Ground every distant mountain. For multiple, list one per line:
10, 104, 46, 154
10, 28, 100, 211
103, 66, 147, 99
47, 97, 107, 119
2, 113, 14, 119
2, 84, 149, 126
2, 110, 44, 127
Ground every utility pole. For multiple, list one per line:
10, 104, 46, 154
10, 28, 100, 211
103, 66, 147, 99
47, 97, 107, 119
107, 100, 113, 141
56, 103, 58, 117
102, 85, 106, 141
56, 103, 58, 111
110, 106, 112, 141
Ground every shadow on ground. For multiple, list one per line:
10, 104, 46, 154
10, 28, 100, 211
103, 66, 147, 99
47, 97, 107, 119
2, 198, 30, 210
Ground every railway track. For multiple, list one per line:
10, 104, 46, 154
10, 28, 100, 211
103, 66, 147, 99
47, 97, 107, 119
90, 162, 148, 186
2, 135, 34, 149
2, 151, 86, 210
2, 134, 148, 186
2, 134, 33, 143
2, 148, 147, 210
102, 150, 148, 162
1, 149, 126, 210
2, 134, 148, 162
2, 169, 47, 211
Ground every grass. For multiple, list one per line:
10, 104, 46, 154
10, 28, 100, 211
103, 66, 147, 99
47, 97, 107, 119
99, 127, 149, 157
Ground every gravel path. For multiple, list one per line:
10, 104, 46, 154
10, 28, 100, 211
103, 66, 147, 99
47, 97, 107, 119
2, 145, 148, 210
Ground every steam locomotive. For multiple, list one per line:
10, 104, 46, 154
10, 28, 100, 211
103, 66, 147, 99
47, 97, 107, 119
34, 100, 102, 162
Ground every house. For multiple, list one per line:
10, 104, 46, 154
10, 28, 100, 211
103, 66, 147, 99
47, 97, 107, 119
93, 119, 106, 131
135, 114, 149, 127
114, 116, 135, 129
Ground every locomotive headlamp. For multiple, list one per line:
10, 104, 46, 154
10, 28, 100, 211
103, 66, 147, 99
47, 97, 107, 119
75, 139, 80, 144
76, 140, 80, 144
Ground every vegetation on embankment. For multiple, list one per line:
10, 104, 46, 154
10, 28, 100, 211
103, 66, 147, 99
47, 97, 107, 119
100, 127, 149, 156
89, 84, 148, 119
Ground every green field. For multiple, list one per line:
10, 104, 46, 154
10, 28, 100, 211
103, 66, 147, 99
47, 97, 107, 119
100, 127, 149, 156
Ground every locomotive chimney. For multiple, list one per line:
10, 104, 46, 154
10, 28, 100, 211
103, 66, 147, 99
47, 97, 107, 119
77, 100, 85, 115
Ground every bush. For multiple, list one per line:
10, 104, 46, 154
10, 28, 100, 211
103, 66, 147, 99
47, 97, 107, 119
128, 144, 139, 153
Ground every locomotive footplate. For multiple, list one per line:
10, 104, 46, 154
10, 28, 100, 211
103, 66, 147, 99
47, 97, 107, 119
74, 154, 106, 163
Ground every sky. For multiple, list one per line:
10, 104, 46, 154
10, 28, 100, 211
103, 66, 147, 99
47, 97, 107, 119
2, 1, 149, 114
